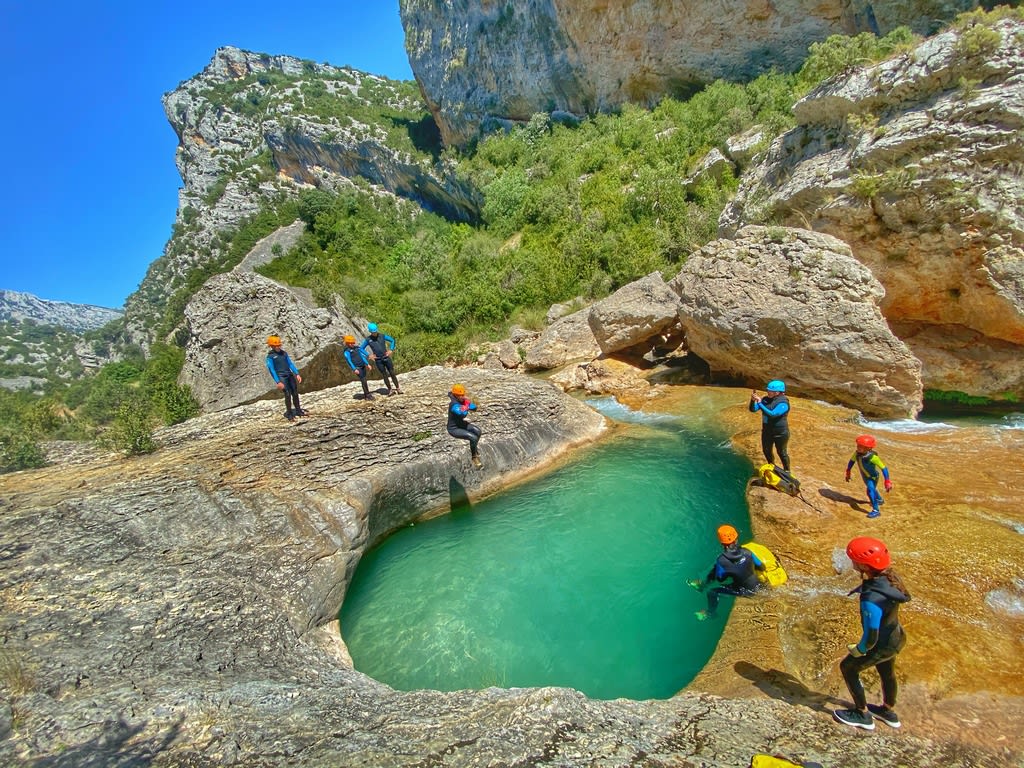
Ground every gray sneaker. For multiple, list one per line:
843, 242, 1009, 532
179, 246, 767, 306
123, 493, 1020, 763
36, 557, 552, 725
867, 704, 901, 728
833, 708, 874, 730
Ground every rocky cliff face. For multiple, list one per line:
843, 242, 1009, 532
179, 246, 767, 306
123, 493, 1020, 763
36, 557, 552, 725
0, 289, 121, 331
122, 46, 480, 350
719, 15, 1024, 401
399, 0, 976, 147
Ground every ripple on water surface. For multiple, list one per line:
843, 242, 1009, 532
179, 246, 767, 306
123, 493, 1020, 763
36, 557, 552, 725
340, 402, 754, 700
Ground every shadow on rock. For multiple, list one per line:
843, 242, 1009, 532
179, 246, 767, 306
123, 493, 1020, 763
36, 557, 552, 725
29, 716, 183, 768
734, 662, 845, 715
449, 475, 471, 513
818, 487, 867, 509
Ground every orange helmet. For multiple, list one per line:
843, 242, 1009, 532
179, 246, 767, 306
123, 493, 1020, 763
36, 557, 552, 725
856, 434, 877, 449
267, 335, 282, 346
846, 536, 890, 571
451, 384, 466, 396
717, 525, 739, 545
343, 334, 356, 344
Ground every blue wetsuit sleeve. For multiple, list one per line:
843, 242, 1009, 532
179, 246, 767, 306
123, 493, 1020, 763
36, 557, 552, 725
343, 349, 356, 371
713, 562, 725, 581
857, 600, 883, 653
759, 400, 790, 417
359, 339, 371, 353
285, 353, 299, 376
266, 357, 280, 383
846, 457, 855, 472
751, 552, 764, 568
384, 334, 396, 351
870, 454, 889, 480
452, 402, 471, 417
748, 399, 759, 413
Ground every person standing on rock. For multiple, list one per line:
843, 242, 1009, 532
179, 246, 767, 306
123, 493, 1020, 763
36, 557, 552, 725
342, 334, 373, 401
688, 524, 763, 621
749, 379, 791, 471
265, 335, 305, 421
447, 384, 482, 468
846, 434, 892, 519
360, 322, 402, 396
833, 536, 910, 731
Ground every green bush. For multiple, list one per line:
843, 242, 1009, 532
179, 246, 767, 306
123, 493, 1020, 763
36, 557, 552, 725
0, 429, 46, 473
107, 396, 158, 456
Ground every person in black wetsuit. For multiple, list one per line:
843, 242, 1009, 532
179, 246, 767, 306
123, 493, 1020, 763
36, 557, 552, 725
265, 335, 305, 421
833, 536, 910, 731
447, 383, 482, 468
749, 379, 791, 471
360, 322, 402, 396
342, 334, 373, 401
689, 524, 764, 620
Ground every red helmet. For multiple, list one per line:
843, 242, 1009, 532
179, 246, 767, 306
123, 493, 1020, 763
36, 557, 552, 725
855, 434, 876, 449
846, 536, 890, 571
717, 525, 739, 545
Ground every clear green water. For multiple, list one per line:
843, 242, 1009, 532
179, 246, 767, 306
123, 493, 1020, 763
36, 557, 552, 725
339, 399, 754, 700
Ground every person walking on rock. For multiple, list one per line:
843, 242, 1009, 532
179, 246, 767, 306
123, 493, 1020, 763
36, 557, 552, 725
360, 322, 402, 396
447, 384, 482, 468
833, 536, 910, 731
688, 524, 764, 621
342, 334, 373, 401
265, 335, 305, 421
749, 379, 791, 471
846, 434, 892, 519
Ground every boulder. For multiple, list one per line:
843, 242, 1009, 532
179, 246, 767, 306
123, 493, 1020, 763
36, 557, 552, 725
179, 268, 363, 411
668, 226, 923, 417
587, 272, 681, 355
523, 306, 602, 371
719, 17, 1024, 401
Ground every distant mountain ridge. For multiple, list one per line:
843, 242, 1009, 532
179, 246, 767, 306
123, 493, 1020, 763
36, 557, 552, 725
0, 289, 122, 332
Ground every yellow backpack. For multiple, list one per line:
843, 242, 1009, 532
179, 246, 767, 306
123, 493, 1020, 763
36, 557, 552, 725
751, 755, 823, 768
743, 541, 788, 587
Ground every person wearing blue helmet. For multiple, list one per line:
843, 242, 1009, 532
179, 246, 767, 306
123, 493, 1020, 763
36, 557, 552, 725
749, 379, 791, 471
360, 322, 402, 396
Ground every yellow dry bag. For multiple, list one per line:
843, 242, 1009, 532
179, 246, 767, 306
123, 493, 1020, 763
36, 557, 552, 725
743, 541, 788, 587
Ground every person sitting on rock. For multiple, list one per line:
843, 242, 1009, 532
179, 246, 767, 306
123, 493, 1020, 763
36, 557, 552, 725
265, 335, 305, 421
342, 334, 373, 401
360, 322, 402, 396
447, 384, 482, 469
846, 434, 892, 519
749, 380, 791, 471
689, 524, 763, 621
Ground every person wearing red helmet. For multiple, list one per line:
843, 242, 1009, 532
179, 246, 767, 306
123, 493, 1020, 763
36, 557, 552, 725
833, 537, 911, 731
846, 434, 892, 518
688, 524, 764, 621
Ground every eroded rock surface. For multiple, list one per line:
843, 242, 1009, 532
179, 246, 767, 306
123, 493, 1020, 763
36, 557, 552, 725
2, 369, 1020, 766
399, 0, 972, 147
720, 17, 1024, 401
669, 226, 923, 417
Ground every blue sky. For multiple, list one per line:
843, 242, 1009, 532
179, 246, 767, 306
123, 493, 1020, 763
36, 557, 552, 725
0, 1, 413, 309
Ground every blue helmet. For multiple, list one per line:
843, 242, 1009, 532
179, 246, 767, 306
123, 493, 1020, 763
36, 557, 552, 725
766, 380, 786, 392
367, 322, 378, 333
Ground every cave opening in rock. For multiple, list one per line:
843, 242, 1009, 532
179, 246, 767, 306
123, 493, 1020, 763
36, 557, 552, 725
339, 398, 753, 700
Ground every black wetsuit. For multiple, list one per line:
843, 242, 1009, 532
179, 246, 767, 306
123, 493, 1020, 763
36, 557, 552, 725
840, 574, 910, 711
266, 348, 302, 417
703, 544, 763, 615
447, 393, 481, 457
361, 332, 400, 393
749, 392, 790, 471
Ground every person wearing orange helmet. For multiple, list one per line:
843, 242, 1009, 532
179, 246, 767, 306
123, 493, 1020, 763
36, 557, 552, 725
342, 334, 373, 401
265, 335, 305, 421
833, 536, 911, 731
689, 524, 764, 621
845, 434, 892, 519
447, 383, 482, 468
